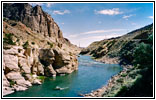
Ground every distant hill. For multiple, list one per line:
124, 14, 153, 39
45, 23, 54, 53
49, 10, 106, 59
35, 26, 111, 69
80, 23, 153, 65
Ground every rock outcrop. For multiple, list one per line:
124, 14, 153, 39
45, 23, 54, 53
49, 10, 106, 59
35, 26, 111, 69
3, 3, 63, 39
3, 3, 80, 96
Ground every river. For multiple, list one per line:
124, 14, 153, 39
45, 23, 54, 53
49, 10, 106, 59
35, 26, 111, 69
6, 55, 122, 97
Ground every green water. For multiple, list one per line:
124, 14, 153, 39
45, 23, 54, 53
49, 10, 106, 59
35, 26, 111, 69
6, 55, 122, 97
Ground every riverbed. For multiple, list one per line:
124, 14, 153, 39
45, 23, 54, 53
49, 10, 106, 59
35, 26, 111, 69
6, 55, 122, 97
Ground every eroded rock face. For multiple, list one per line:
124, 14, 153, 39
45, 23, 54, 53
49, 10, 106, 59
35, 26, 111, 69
3, 45, 79, 96
39, 49, 55, 66
39, 47, 78, 74
3, 3, 80, 96
3, 3, 64, 39
3, 72, 14, 96
44, 64, 56, 77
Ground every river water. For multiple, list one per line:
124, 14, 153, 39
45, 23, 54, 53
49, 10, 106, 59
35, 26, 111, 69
6, 55, 122, 97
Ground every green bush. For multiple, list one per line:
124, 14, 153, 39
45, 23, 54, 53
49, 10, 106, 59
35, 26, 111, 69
3, 33, 16, 45
9, 80, 15, 86
116, 78, 123, 83
3, 17, 7, 21
121, 73, 127, 77
47, 41, 53, 48
23, 41, 29, 49
133, 34, 153, 69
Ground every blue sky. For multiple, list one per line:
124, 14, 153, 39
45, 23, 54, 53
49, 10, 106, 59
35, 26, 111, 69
30, 3, 153, 47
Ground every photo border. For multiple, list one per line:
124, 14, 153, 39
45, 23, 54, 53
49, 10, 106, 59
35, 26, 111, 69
1, 0, 155, 99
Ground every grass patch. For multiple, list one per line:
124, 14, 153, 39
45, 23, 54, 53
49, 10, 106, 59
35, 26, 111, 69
37, 76, 46, 82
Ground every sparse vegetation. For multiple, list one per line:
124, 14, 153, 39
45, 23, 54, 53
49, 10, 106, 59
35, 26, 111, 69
3, 17, 7, 21
47, 41, 53, 48
3, 33, 16, 45
23, 41, 29, 49
37, 76, 45, 82
9, 80, 15, 86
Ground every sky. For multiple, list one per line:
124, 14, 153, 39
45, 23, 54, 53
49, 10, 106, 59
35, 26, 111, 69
30, 3, 153, 47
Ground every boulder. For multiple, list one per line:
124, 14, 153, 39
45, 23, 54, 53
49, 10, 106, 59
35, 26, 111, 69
16, 80, 32, 87
13, 85, 28, 91
6, 72, 32, 91
6, 72, 24, 81
3, 87, 14, 96
32, 79, 41, 85
56, 66, 73, 74
3, 55, 19, 72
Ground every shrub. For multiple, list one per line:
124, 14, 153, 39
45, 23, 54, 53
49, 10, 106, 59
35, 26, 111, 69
23, 41, 29, 49
116, 78, 123, 83
9, 80, 15, 86
3, 33, 16, 45
21, 72, 26, 77
3, 17, 7, 21
121, 73, 127, 77
47, 41, 53, 48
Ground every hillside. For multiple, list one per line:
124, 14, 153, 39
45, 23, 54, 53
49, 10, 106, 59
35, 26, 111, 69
3, 3, 80, 96
81, 24, 153, 97
80, 24, 153, 65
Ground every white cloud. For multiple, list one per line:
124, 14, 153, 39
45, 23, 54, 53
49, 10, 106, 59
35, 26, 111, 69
46, 3, 54, 7
29, 3, 43, 6
53, 10, 70, 15
68, 29, 125, 38
68, 34, 79, 38
95, 8, 123, 15
123, 14, 135, 20
81, 34, 122, 40
82, 29, 125, 35
148, 16, 153, 19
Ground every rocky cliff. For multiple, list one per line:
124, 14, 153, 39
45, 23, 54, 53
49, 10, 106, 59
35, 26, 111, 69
3, 3, 80, 96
